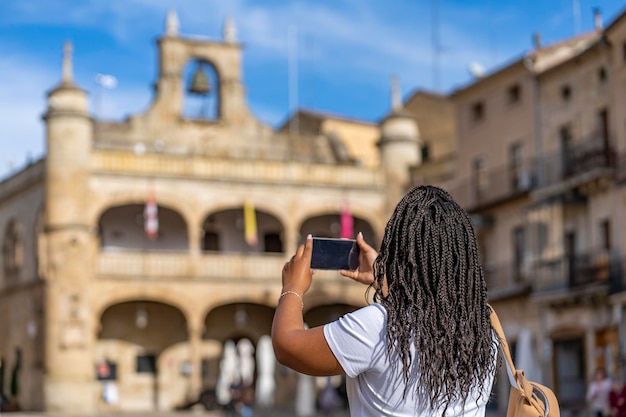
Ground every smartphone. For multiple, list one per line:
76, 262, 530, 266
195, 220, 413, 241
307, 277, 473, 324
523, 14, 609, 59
310, 237, 360, 270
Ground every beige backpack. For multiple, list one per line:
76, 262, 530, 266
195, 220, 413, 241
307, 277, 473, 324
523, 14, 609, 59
490, 306, 561, 417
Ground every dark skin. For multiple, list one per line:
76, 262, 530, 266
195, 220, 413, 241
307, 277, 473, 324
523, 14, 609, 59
271, 233, 379, 376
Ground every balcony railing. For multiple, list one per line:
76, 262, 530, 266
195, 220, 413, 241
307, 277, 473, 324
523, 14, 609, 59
535, 136, 616, 189
531, 248, 620, 293
447, 161, 535, 211
615, 153, 626, 184
97, 251, 346, 282
483, 261, 531, 300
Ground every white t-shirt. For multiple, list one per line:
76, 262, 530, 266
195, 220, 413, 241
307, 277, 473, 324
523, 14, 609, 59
323, 303, 496, 417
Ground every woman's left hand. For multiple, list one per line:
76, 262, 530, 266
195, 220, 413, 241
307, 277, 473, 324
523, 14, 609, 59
282, 235, 314, 295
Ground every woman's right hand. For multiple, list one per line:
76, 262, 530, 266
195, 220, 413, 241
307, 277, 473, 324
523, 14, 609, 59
340, 232, 378, 287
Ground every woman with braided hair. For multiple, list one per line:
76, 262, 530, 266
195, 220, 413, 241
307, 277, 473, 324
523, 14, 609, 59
272, 185, 498, 416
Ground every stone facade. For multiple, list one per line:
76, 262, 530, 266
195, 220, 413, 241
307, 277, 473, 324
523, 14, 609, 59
7, 8, 626, 417
414, 10, 626, 414
0, 14, 428, 415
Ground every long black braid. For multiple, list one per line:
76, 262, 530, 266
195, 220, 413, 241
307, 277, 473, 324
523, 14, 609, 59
373, 185, 497, 413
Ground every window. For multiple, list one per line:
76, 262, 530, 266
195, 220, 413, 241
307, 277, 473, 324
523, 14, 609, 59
473, 156, 488, 199
420, 143, 430, 162
136, 354, 157, 373
3, 220, 23, 278
263, 232, 283, 253
600, 219, 611, 250
96, 360, 118, 381
507, 84, 521, 104
203, 230, 219, 251
598, 67, 607, 83
561, 85, 572, 101
565, 231, 577, 285
560, 124, 573, 175
554, 337, 586, 402
598, 108, 609, 145
510, 142, 523, 168
513, 226, 525, 281
471, 101, 485, 122
509, 142, 527, 191
537, 222, 548, 257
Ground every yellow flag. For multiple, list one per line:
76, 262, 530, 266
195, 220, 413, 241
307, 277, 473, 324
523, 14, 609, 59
244, 201, 258, 246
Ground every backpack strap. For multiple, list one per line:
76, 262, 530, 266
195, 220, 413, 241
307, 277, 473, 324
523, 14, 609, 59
488, 304, 519, 390
489, 305, 553, 417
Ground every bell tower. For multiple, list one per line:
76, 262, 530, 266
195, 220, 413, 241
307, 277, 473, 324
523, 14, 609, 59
150, 11, 251, 124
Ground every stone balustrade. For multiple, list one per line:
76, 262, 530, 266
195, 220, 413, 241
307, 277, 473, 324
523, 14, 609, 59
97, 251, 346, 282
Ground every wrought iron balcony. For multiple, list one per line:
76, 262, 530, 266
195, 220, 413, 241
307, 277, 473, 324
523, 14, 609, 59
483, 261, 531, 300
534, 135, 615, 190
615, 152, 626, 184
447, 160, 535, 212
531, 248, 620, 294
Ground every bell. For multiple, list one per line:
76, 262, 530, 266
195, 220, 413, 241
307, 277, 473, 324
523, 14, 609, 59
188, 63, 211, 95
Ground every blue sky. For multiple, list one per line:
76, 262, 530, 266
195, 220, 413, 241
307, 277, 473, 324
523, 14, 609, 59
1, 0, 625, 180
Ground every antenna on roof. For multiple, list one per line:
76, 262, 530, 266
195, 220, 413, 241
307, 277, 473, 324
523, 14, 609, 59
572, 0, 581, 34
431, 0, 441, 91
288, 25, 299, 140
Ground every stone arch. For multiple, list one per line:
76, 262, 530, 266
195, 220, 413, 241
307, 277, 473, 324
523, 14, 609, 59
98, 203, 189, 251
200, 205, 285, 253
97, 299, 190, 411
298, 212, 378, 247
93, 290, 196, 324
183, 58, 221, 120
99, 300, 188, 351
203, 302, 275, 345
304, 302, 360, 328
89, 192, 194, 229
199, 201, 285, 231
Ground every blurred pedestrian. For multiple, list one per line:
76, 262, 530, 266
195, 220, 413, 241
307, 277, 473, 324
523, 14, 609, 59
587, 367, 611, 417
610, 380, 626, 417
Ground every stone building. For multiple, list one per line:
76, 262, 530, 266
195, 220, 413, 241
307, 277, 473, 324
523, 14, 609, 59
414, 8, 626, 414
0, 13, 440, 414
9, 6, 626, 417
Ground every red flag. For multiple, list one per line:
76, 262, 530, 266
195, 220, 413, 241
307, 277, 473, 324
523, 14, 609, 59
144, 191, 159, 240
340, 197, 353, 239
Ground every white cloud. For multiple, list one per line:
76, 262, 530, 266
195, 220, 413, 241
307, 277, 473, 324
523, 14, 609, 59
0, 0, 556, 180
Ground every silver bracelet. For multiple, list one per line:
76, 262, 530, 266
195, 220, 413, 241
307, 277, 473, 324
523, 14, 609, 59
279, 291, 304, 310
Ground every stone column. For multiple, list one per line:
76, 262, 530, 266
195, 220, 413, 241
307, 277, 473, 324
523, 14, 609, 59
188, 218, 201, 255
188, 319, 203, 399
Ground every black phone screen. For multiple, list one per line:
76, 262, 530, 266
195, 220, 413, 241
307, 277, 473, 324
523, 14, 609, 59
310, 237, 359, 270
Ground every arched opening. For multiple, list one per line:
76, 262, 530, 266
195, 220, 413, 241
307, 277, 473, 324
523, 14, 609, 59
203, 303, 274, 346
299, 214, 378, 248
97, 300, 189, 411
303, 303, 359, 328
98, 204, 188, 251
183, 59, 220, 120
203, 303, 275, 408
201, 208, 284, 254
